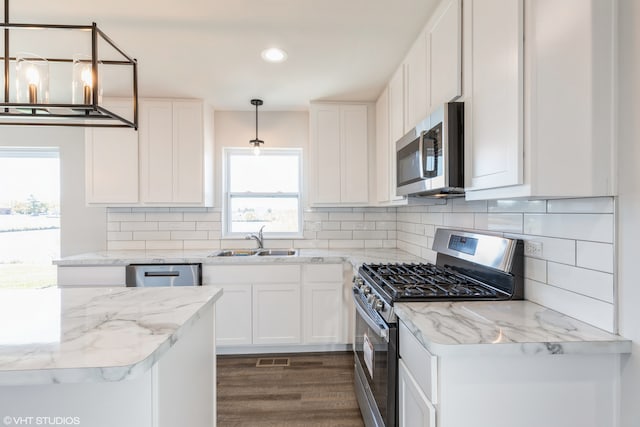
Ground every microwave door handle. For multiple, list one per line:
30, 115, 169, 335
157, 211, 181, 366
418, 130, 427, 179
423, 135, 438, 177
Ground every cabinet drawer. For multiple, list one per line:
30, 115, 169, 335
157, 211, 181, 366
57, 266, 126, 287
203, 265, 300, 284
399, 320, 438, 403
303, 264, 343, 283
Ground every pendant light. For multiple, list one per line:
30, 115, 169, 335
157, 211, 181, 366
0, 0, 138, 128
249, 99, 264, 155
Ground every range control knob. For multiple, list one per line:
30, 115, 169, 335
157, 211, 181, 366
363, 285, 371, 295
373, 298, 384, 312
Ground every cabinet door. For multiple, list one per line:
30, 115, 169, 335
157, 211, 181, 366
253, 283, 301, 345
214, 284, 252, 346
375, 88, 391, 204
388, 67, 406, 202
173, 101, 204, 204
466, 0, 524, 190
404, 30, 429, 131
398, 360, 436, 427
139, 100, 174, 202
303, 282, 343, 344
85, 100, 138, 204
311, 104, 342, 203
340, 104, 369, 204
429, 0, 462, 108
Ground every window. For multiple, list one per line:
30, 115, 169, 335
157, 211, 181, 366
0, 147, 60, 289
224, 148, 302, 236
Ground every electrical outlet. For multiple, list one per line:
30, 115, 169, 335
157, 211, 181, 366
524, 240, 543, 258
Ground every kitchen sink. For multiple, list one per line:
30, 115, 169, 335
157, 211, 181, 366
210, 249, 297, 257
256, 249, 297, 256
214, 249, 259, 257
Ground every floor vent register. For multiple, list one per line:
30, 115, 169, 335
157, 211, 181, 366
255, 357, 290, 368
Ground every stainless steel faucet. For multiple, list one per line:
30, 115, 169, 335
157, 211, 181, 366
246, 225, 265, 248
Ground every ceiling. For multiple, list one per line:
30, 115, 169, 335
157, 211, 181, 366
8, 0, 440, 111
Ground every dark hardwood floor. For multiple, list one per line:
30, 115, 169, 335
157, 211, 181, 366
217, 352, 365, 427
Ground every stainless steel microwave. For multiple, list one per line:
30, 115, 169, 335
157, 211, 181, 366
396, 102, 464, 197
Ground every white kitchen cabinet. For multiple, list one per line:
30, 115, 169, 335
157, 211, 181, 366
139, 99, 214, 205
464, 0, 524, 192
57, 265, 126, 287
203, 264, 302, 347
302, 264, 344, 344
376, 86, 408, 206
398, 360, 436, 427
404, 29, 429, 132
213, 284, 252, 346
310, 102, 370, 206
389, 65, 406, 144
398, 320, 621, 427
464, 0, 616, 200
253, 283, 301, 344
428, 0, 462, 108
85, 99, 139, 204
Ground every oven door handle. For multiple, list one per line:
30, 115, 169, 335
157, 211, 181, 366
352, 291, 389, 342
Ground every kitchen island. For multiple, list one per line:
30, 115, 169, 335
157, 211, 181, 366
395, 301, 631, 427
0, 286, 222, 427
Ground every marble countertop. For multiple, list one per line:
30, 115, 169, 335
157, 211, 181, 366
54, 248, 424, 269
396, 301, 632, 357
0, 286, 222, 386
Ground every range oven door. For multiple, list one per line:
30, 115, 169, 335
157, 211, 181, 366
353, 291, 398, 427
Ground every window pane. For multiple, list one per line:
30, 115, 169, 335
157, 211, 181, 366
229, 197, 299, 233
229, 154, 299, 193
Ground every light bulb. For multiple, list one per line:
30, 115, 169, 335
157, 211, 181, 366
26, 66, 39, 85
81, 67, 92, 87
253, 146, 261, 156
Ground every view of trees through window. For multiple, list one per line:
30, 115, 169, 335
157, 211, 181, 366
0, 148, 60, 289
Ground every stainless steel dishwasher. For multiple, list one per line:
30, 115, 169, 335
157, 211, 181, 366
125, 264, 202, 287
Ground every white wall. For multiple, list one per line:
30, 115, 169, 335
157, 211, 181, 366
616, 1, 640, 425
0, 127, 106, 256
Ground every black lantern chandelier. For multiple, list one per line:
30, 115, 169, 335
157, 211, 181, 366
0, 0, 138, 128
249, 98, 264, 155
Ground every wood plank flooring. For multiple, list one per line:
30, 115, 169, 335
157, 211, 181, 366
217, 352, 365, 427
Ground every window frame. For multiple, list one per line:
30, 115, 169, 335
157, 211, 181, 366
223, 147, 303, 239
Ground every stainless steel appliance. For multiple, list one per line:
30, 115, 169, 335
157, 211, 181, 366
126, 264, 202, 287
353, 228, 523, 427
396, 102, 464, 197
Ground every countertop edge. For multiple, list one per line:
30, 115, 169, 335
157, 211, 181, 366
0, 288, 222, 386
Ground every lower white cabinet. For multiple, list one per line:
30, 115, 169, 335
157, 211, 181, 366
203, 263, 347, 350
398, 360, 436, 427
57, 266, 126, 287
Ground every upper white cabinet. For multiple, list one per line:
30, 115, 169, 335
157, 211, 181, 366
85, 99, 139, 204
376, 87, 406, 205
139, 99, 214, 205
310, 102, 371, 206
428, 0, 462, 108
403, 30, 429, 132
464, 0, 616, 199
85, 98, 214, 206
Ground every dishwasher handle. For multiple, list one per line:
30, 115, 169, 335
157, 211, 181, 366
144, 271, 180, 277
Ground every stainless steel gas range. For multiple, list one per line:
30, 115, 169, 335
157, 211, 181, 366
352, 228, 524, 427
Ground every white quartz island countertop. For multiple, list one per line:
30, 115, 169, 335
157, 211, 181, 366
0, 286, 222, 386
395, 300, 632, 357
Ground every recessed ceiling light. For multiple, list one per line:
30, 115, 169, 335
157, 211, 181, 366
261, 47, 288, 63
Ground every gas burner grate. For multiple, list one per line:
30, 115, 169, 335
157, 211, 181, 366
360, 263, 499, 301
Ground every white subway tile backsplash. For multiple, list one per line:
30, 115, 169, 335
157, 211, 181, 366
317, 230, 353, 240
524, 257, 547, 282
443, 213, 475, 229
488, 199, 547, 213
328, 212, 364, 221
146, 240, 183, 250
303, 211, 329, 221
145, 212, 184, 222
107, 212, 146, 222
304, 221, 323, 232
364, 212, 397, 221
329, 239, 364, 249
576, 241, 614, 273
184, 240, 220, 250
473, 213, 523, 233
184, 212, 221, 222
321, 221, 341, 230
353, 231, 388, 240
421, 212, 444, 226
158, 222, 196, 231
547, 197, 614, 214
524, 214, 613, 243
171, 231, 209, 240
341, 222, 376, 231
547, 262, 614, 303
375, 221, 397, 231
107, 240, 145, 250
451, 198, 488, 213
364, 240, 384, 249
120, 221, 158, 232
293, 239, 329, 249
107, 222, 120, 232
397, 212, 422, 223
133, 231, 171, 241
196, 222, 220, 231
107, 231, 132, 241
524, 279, 614, 333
